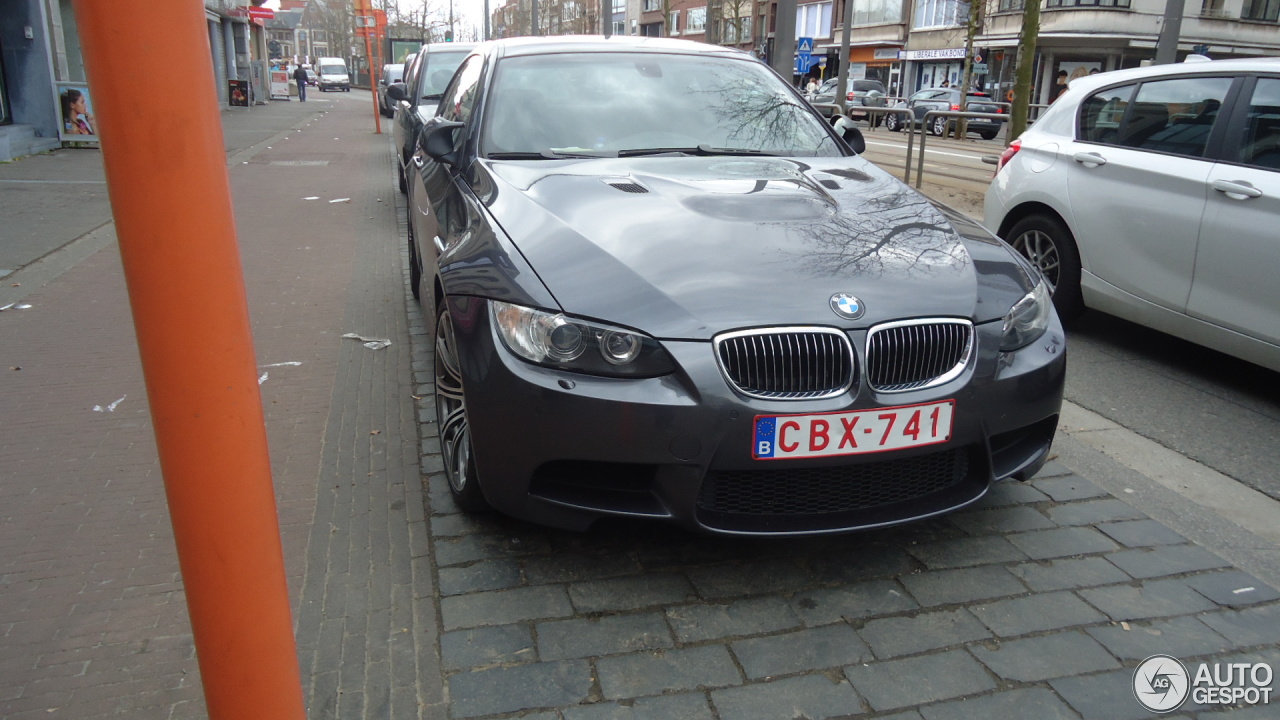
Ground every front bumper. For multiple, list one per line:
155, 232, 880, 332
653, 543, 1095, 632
447, 296, 1066, 536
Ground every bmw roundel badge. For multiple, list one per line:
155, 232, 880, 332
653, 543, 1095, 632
830, 293, 865, 320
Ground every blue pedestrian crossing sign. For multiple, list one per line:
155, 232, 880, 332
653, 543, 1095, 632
796, 37, 814, 75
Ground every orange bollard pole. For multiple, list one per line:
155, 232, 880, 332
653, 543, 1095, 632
356, 0, 383, 133
70, 2, 306, 719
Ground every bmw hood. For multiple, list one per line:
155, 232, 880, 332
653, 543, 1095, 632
479, 156, 1035, 341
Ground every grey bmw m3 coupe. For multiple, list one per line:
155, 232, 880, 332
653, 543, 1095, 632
406, 36, 1065, 536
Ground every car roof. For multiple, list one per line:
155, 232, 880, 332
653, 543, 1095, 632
481, 35, 750, 60
1064, 56, 1280, 95
419, 42, 478, 53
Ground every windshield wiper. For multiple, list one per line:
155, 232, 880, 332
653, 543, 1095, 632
487, 149, 614, 160
617, 145, 779, 158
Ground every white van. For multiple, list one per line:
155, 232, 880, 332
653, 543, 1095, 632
316, 57, 350, 92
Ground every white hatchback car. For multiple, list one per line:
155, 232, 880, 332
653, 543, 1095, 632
985, 57, 1280, 372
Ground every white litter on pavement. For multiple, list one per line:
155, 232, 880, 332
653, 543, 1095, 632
1234, 587, 1257, 594
93, 395, 127, 413
261, 361, 303, 367
343, 332, 391, 350
303, 196, 320, 200
0, 303, 32, 311
258, 372, 269, 385
329, 198, 351, 203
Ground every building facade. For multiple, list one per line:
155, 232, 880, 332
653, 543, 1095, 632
487, 0, 1278, 103
0, 0, 276, 162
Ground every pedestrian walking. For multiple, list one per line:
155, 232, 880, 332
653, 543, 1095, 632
294, 65, 308, 102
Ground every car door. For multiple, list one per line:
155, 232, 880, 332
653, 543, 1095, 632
1064, 74, 1234, 312
1187, 75, 1280, 347
409, 55, 485, 290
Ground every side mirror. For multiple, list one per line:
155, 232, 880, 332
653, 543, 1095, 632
833, 116, 866, 154
386, 82, 409, 103
421, 118, 466, 166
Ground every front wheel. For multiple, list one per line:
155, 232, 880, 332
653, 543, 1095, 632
1006, 214, 1085, 321
884, 113, 902, 132
930, 115, 948, 137
980, 130, 999, 141
435, 305, 490, 513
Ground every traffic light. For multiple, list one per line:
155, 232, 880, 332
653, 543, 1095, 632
444, 30, 453, 42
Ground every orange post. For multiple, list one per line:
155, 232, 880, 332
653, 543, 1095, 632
69, 2, 306, 719
355, 0, 382, 133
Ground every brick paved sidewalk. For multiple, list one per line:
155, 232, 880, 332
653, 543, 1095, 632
0, 92, 437, 719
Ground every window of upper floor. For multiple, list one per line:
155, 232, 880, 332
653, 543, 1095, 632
1045, 0, 1132, 8
643, 0, 660, 11
797, 2, 833, 38
1242, 0, 1280, 20
723, 15, 754, 43
852, 0, 903, 25
914, 0, 970, 29
669, 10, 680, 34
687, 6, 708, 31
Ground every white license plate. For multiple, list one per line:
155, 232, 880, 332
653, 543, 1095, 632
753, 400, 954, 460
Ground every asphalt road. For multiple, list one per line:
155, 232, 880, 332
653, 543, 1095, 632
861, 131, 1280, 503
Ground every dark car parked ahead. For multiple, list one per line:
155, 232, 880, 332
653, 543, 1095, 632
386, 42, 476, 192
884, 88, 1005, 139
811, 78, 887, 123
403, 36, 1065, 536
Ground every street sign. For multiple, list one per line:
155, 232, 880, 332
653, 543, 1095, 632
247, 6, 274, 20
818, 56, 827, 68
971, 63, 988, 73
797, 37, 814, 53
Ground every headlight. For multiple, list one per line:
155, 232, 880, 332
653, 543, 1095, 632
1000, 281, 1052, 351
491, 301, 675, 377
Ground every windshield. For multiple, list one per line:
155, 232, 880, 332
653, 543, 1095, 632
319, 64, 344, 75
420, 51, 469, 98
483, 52, 842, 158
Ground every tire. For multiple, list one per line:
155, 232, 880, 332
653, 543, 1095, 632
885, 113, 901, 132
407, 218, 422, 301
434, 305, 490, 513
980, 130, 999, 141
930, 115, 948, 137
1006, 214, 1085, 321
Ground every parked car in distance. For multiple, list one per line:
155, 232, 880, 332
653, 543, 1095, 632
316, 56, 349, 92
884, 88, 1004, 139
379, 62, 406, 117
404, 36, 1065, 536
811, 78, 887, 123
985, 56, 1280, 372
385, 42, 476, 193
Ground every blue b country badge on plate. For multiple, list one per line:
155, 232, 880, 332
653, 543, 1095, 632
754, 416, 778, 458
